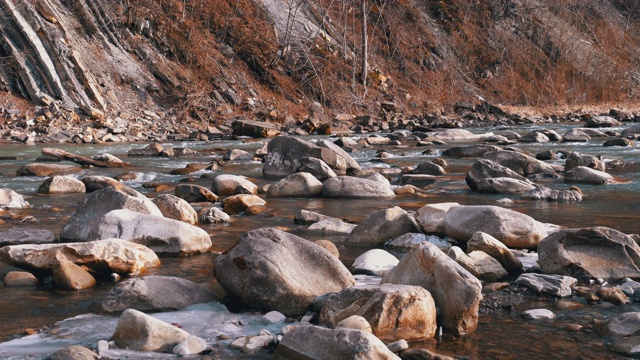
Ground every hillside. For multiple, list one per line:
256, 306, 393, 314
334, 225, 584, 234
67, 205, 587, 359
1, 0, 639, 129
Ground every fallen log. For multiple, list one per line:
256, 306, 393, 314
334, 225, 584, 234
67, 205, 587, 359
41, 148, 131, 168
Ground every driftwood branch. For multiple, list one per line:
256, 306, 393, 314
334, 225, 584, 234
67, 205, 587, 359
41, 148, 131, 168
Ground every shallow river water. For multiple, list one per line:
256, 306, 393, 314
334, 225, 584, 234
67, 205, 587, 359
0, 123, 639, 358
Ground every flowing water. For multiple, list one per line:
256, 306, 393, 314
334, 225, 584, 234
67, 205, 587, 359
0, 123, 639, 358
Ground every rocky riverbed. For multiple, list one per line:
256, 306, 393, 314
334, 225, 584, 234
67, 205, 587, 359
0, 113, 640, 359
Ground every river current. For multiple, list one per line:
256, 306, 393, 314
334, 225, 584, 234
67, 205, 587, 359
0, 123, 639, 358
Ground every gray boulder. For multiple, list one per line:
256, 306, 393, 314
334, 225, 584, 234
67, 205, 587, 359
467, 232, 522, 274
564, 166, 614, 185
266, 172, 323, 197
111, 309, 191, 352
316, 139, 362, 175
152, 194, 198, 224
214, 227, 355, 316
621, 124, 640, 138
519, 131, 550, 143
564, 152, 606, 172
308, 218, 356, 236
263, 136, 346, 178
447, 247, 507, 282
520, 186, 583, 202
102, 276, 216, 312
319, 284, 437, 342
276, 325, 400, 360
414, 161, 446, 176
442, 145, 501, 158
444, 205, 555, 249
482, 150, 557, 177
476, 177, 536, 194
0, 228, 56, 246
81, 175, 122, 192
585, 115, 621, 128
49, 346, 98, 360
296, 157, 337, 181
322, 176, 395, 198
294, 209, 333, 225
199, 206, 231, 224
348, 206, 421, 247
37, 176, 86, 194
96, 209, 212, 255
382, 242, 482, 336
466, 159, 530, 191
60, 186, 162, 242
538, 227, 640, 281
516, 273, 577, 297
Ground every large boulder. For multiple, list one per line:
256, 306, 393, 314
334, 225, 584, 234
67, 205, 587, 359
174, 184, 218, 203
0, 239, 160, 275
538, 227, 640, 281
295, 157, 337, 181
277, 325, 400, 360
584, 115, 621, 128
214, 227, 355, 316
60, 187, 162, 242
442, 145, 501, 158
37, 176, 86, 194
16, 163, 81, 176
315, 139, 362, 175
96, 209, 212, 255
413, 161, 446, 176
467, 232, 522, 274
520, 186, 583, 202
263, 136, 346, 178
319, 284, 437, 342
322, 176, 395, 198
382, 242, 483, 336
564, 166, 614, 185
211, 174, 258, 196
0, 228, 56, 246
231, 118, 280, 138
0, 188, 29, 209
621, 124, 640, 138
81, 175, 122, 192
482, 150, 557, 177
111, 309, 190, 352
476, 177, 536, 194
414, 202, 460, 236
564, 152, 606, 172
348, 206, 421, 247
102, 276, 216, 312
152, 194, 198, 224
443, 205, 555, 249
266, 172, 323, 197
466, 159, 530, 191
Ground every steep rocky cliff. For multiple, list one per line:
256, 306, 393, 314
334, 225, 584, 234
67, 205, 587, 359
1, 0, 639, 125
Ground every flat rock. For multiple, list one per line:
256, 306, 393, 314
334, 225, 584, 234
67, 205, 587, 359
523, 309, 555, 320
102, 276, 217, 312
564, 166, 614, 185
476, 177, 536, 194
0, 228, 56, 246
52, 261, 96, 290
482, 150, 557, 177
521, 186, 583, 202
16, 163, 81, 176
308, 218, 356, 235
322, 176, 395, 198
516, 273, 577, 297
232, 118, 280, 138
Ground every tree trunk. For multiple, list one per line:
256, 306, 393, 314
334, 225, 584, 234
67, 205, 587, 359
360, 0, 368, 89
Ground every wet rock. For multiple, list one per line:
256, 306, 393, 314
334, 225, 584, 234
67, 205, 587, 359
4, 271, 38, 286
173, 335, 208, 355
316, 139, 362, 175
91, 153, 124, 164
96, 209, 212, 255
230, 331, 276, 354
223, 148, 252, 161
382, 242, 482, 335
442, 144, 501, 158
448, 247, 507, 282
351, 249, 399, 276
263, 136, 346, 178
516, 273, 577, 297
466, 159, 530, 191
0, 228, 56, 246
564, 166, 614, 185
444, 205, 555, 249
294, 209, 332, 225
538, 227, 640, 281
608, 312, 640, 337
111, 308, 190, 352
127, 143, 164, 156
52, 260, 96, 290
49, 345, 98, 360
519, 131, 550, 143
621, 124, 640, 138
604, 137, 634, 146
414, 202, 459, 236
221, 194, 266, 215
174, 184, 218, 203
319, 284, 437, 341
414, 161, 446, 176
322, 176, 395, 198
348, 206, 421, 247
564, 152, 606, 172
467, 232, 523, 274
535, 150, 558, 161
214, 227, 355, 316
232, 118, 280, 138
102, 276, 216, 312
81, 175, 122, 192
396, 174, 437, 188
266, 172, 323, 197
523, 309, 555, 320
584, 115, 621, 128
482, 150, 557, 177
308, 218, 356, 235
199, 206, 230, 224
0, 239, 160, 275
295, 157, 337, 181
211, 174, 258, 196
0, 188, 29, 209
152, 194, 198, 224
36, 176, 85, 194
520, 186, 583, 202
477, 177, 536, 194
16, 163, 81, 176
276, 325, 400, 360
335, 315, 373, 333
597, 287, 629, 305
60, 186, 162, 242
